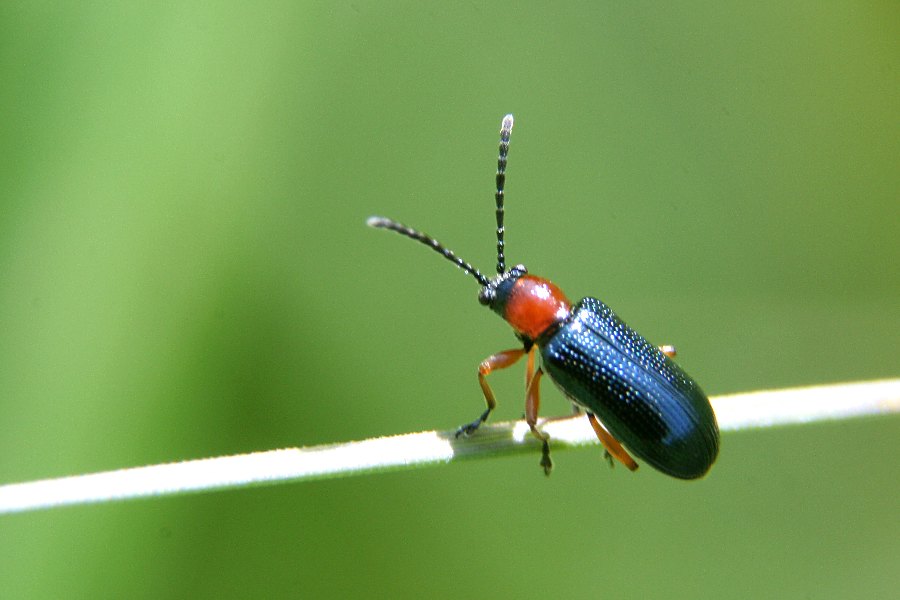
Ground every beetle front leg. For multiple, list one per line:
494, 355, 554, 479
456, 348, 526, 438
525, 367, 552, 476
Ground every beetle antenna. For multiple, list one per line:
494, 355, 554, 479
367, 216, 490, 287
495, 114, 514, 275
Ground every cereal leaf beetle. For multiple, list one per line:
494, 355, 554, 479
368, 114, 719, 479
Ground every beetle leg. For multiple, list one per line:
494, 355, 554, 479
525, 367, 552, 476
525, 345, 535, 389
456, 348, 525, 437
587, 413, 639, 472
659, 345, 677, 358
603, 450, 614, 468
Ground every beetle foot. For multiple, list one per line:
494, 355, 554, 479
540, 441, 553, 476
455, 408, 491, 438
455, 421, 480, 437
603, 449, 615, 469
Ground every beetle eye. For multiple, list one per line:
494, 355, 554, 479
478, 287, 495, 306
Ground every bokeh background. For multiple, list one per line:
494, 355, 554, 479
1, 2, 897, 598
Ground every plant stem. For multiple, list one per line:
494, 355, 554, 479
1, 379, 898, 515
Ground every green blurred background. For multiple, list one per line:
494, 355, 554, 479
1, 2, 897, 598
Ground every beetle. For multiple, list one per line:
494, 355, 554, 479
368, 114, 719, 479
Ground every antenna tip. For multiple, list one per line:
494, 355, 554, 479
366, 216, 390, 228
502, 114, 514, 130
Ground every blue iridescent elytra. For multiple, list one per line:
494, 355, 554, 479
539, 298, 719, 479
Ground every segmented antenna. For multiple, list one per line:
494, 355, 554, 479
367, 216, 490, 287
495, 114, 514, 275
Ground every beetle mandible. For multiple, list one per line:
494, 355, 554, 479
368, 114, 719, 479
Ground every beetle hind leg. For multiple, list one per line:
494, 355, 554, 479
603, 449, 614, 468
587, 413, 639, 472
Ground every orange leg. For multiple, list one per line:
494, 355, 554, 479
659, 345, 677, 358
587, 413, 639, 472
526, 367, 553, 475
456, 348, 525, 437
525, 345, 535, 390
